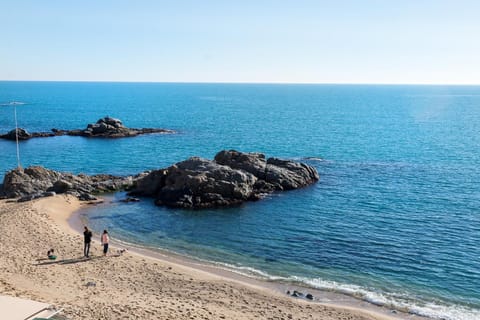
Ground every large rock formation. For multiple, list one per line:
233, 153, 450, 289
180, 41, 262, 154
129, 150, 319, 209
0, 150, 319, 208
131, 157, 258, 208
0, 117, 175, 140
1, 166, 135, 202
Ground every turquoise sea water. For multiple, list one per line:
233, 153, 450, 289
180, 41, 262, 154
1, 82, 479, 319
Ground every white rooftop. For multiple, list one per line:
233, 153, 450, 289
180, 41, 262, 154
0, 295, 62, 320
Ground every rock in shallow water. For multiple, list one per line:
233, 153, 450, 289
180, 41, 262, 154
129, 150, 319, 209
0, 117, 175, 140
0, 128, 32, 140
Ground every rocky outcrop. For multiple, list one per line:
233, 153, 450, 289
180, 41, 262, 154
214, 150, 268, 179
265, 157, 320, 190
1, 128, 32, 140
129, 150, 319, 209
0, 150, 319, 208
67, 116, 174, 138
0, 128, 67, 140
1, 166, 135, 201
0, 117, 175, 140
214, 150, 319, 190
131, 157, 258, 208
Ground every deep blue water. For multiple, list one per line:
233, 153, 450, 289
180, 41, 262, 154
1, 82, 479, 319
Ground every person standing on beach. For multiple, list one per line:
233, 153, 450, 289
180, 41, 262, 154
83, 226, 93, 258
101, 230, 109, 256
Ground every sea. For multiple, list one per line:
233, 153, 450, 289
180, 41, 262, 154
0, 81, 479, 320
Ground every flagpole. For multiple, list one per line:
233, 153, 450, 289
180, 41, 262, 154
14, 104, 21, 169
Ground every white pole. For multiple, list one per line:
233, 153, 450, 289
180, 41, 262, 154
14, 105, 21, 169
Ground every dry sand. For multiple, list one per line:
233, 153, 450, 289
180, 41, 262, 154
0, 195, 405, 320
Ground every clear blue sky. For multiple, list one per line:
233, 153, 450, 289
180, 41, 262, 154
1, 0, 479, 84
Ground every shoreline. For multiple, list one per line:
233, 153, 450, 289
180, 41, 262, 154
67, 196, 421, 320
0, 194, 421, 320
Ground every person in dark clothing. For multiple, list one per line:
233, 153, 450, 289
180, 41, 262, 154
84, 226, 93, 257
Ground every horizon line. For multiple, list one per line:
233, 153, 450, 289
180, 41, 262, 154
1, 79, 480, 86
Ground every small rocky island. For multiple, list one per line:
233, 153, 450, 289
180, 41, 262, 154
0, 116, 174, 140
129, 150, 319, 208
0, 150, 319, 209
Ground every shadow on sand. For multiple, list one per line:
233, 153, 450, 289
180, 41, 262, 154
34, 254, 121, 266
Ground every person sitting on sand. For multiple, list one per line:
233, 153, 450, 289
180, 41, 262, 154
101, 230, 109, 256
47, 249, 57, 260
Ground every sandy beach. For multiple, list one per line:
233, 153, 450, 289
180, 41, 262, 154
0, 195, 404, 320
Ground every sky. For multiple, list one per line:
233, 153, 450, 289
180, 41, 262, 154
1, 0, 479, 84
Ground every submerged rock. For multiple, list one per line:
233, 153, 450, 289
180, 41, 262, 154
120, 197, 140, 203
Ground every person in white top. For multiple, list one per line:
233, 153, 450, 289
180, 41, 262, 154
101, 230, 110, 256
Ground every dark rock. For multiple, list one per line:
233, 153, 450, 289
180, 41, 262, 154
120, 197, 140, 203
305, 293, 314, 300
68, 116, 175, 138
66, 191, 81, 198
66, 129, 83, 136
79, 193, 97, 201
265, 157, 319, 190
99, 116, 122, 127
252, 180, 276, 194
1, 128, 32, 140
51, 179, 73, 193
0, 128, 62, 140
30, 132, 55, 138
291, 291, 300, 297
1, 166, 134, 202
1, 150, 319, 207
130, 150, 318, 209
214, 150, 267, 179
3, 166, 62, 198
17, 194, 39, 202
130, 170, 167, 197
133, 157, 257, 209
0, 117, 175, 140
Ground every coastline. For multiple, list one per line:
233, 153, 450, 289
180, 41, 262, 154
69, 200, 424, 320
0, 195, 417, 320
